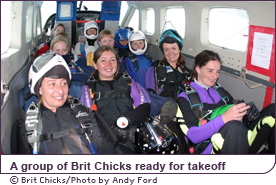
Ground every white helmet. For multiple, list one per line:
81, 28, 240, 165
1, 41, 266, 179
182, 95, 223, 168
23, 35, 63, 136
28, 53, 71, 96
84, 21, 99, 40
128, 30, 147, 55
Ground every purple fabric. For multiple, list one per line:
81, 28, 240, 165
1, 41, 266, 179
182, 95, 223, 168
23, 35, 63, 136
177, 81, 226, 144
145, 66, 155, 91
178, 91, 188, 100
80, 80, 151, 110
131, 79, 151, 107
178, 82, 222, 104
80, 85, 93, 108
186, 116, 224, 144
201, 143, 213, 154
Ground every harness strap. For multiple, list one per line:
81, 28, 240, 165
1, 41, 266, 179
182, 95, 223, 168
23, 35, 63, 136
87, 73, 132, 102
129, 53, 154, 72
25, 102, 41, 153
94, 90, 128, 101
129, 53, 139, 71
155, 62, 166, 91
28, 127, 92, 143
181, 82, 204, 111
25, 97, 96, 153
213, 83, 229, 104
68, 97, 94, 133
177, 82, 230, 153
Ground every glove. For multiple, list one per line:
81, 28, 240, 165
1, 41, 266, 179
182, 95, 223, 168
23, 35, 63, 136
246, 102, 260, 121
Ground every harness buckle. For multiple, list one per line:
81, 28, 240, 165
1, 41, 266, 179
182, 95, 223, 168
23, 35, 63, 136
68, 97, 82, 108
94, 92, 101, 101
169, 81, 175, 86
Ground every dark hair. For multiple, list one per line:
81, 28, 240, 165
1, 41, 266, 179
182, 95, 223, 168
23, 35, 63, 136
162, 37, 182, 49
93, 46, 120, 78
190, 50, 221, 81
54, 23, 65, 31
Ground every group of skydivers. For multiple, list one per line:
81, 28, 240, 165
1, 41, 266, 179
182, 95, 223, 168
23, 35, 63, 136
15, 20, 275, 155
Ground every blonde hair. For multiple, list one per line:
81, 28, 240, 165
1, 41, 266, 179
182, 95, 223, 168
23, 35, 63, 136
56, 32, 69, 41
97, 29, 114, 42
56, 32, 70, 45
50, 35, 69, 51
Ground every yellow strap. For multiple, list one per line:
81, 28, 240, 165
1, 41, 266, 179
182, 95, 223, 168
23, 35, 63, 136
211, 133, 224, 154
87, 52, 93, 67
179, 124, 189, 135
89, 89, 94, 98
248, 130, 253, 146
176, 105, 185, 123
248, 116, 275, 146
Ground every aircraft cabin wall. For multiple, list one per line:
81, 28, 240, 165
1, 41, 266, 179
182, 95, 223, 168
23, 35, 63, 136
131, 1, 275, 110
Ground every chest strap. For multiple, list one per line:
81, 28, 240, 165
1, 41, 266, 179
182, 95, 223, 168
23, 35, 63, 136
25, 98, 95, 153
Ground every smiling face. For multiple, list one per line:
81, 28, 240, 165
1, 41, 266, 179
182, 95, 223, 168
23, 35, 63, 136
50, 41, 68, 55
39, 77, 68, 112
196, 59, 221, 87
162, 42, 180, 66
131, 40, 145, 51
99, 36, 115, 47
93, 50, 118, 81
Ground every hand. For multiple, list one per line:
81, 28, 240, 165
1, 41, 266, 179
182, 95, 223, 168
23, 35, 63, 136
221, 103, 250, 123
246, 102, 260, 121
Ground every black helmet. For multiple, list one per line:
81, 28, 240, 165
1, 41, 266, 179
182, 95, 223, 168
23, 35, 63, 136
135, 117, 178, 154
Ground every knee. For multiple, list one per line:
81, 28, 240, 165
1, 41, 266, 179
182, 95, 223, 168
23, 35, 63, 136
223, 121, 247, 131
219, 121, 248, 138
263, 103, 275, 118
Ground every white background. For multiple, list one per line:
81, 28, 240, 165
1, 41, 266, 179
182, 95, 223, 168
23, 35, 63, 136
1, 155, 275, 184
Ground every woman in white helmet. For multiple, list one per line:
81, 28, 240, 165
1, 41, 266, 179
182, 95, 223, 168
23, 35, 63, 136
120, 30, 154, 88
74, 20, 99, 67
17, 53, 116, 154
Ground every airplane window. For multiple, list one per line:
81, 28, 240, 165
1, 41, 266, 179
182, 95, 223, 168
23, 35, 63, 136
146, 8, 155, 35
41, 1, 56, 28
77, 1, 102, 11
26, 2, 34, 42
1, 1, 11, 54
33, 8, 38, 37
128, 9, 139, 31
33, 7, 41, 37
209, 8, 249, 52
165, 8, 185, 38
119, 1, 128, 26
36, 7, 41, 36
